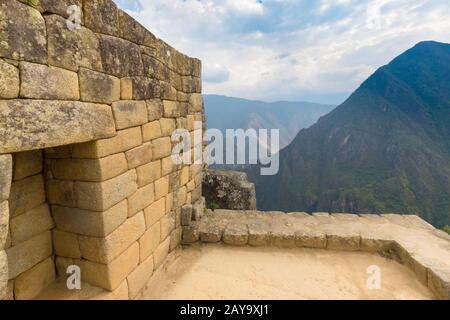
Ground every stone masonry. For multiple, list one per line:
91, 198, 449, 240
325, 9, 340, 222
0, 0, 203, 299
1, 0, 450, 301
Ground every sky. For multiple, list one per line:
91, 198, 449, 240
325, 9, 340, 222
114, 0, 450, 105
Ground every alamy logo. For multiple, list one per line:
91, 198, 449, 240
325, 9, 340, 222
66, 265, 81, 290
66, 5, 82, 30
171, 121, 280, 176
366, 265, 381, 290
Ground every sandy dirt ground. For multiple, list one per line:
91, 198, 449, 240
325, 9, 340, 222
140, 244, 434, 300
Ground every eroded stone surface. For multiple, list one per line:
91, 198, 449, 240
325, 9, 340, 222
0, 0, 47, 63
0, 100, 116, 154
45, 14, 103, 72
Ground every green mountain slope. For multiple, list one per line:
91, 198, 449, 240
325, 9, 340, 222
248, 41, 450, 228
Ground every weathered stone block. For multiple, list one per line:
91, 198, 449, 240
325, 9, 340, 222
45, 14, 102, 72
0, 154, 12, 201
192, 197, 206, 220
428, 267, 450, 300
154, 237, 170, 269
143, 56, 170, 82
181, 205, 193, 226
248, 223, 270, 247
146, 99, 163, 121
112, 100, 148, 130
125, 77, 160, 100
199, 224, 222, 243
174, 187, 187, 209
0, 0, 47, 63
152, 137, 172, 160
223, 224, 249, 246
46, 179, 76, 207
160, 216, 175, 241
136, 160, 161, 187
125, 143, 153, 169
189, 94, 203, 113
327, 232, 361, 251
52, 229, 81, 259
75, 170, 137, 211
180, 166, 190, 186
78, 212, 145, 264
52, 200, 128, 237
6, 231, 52, 279
182, 223, 199, 244
13, 150, 42, 181
162, 156, 177, 176
38, 0, 83, 19
272, 227, 296, 248
127, 253, 154, 299
0, 251, 6, 299
118, 10, 155, 46
170, 228, 182, 252
51, 153, 128, 182
0, 100, 116, 154
14, 257, 55, 300
83, 0, 120, 36
99, 35, 144, 77
160, 118, 176, 136
154, 176, 169, 200
0, 59, 19, 98
121, 78, 133, 100
165, 192, 174, 213
72, 127, 142, 159
9, 174, 45, 217
0, 201, 8, 250
163, 101, 179, 118
191, 185, 202, 203
79, 68, 120, 104
160, 82, 178, 101
19, 62, 79, 100
128, 183, 155, 217
139, 222, 160, 262
295, 230, 327, 249
78, 241, 139, 291
360, 233, 395, 252
142, 121, 162, 142
187, 180, 196, 192
144, 198, 165, 227
45, 145, 72, 159
91, 280, 130, 300
9, 203, 54, 245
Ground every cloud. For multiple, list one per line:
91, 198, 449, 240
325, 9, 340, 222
203, 64, 231, 83
114, 0, 450, 104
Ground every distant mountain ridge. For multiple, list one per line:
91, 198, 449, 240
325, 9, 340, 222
247, 41, 450, 228
204, 95, 335, 150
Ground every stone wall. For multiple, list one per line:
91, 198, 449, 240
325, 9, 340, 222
0, 0, 203, 299
203, 169, 257, 211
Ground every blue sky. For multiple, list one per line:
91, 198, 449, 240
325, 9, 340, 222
114, 0, 450, 104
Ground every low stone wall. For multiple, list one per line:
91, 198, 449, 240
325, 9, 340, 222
203, 169, 257, 210
0, 0, 203, 300
182, 210, 450, 300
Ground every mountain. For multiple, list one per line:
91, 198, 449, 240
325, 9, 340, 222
204, 95, 335, 150
247, 41, 450, 228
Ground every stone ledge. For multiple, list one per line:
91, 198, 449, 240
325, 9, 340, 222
0, 100, 116, 154
182, 209, 450, 300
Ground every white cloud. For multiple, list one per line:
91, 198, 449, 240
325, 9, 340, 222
118, 0, 450, 104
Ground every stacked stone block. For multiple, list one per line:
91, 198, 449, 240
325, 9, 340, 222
0, 0, 203, 299
1, 151, 56, 300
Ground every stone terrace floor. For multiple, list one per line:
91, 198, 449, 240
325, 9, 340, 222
181, 210, 450, 299
37, 210, 450, 300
